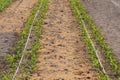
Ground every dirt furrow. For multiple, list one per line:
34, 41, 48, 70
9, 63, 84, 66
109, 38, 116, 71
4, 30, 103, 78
0, 0, 37, 56
29, 0, 97, 80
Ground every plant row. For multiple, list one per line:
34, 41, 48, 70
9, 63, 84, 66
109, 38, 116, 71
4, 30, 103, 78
70, 0, 112, 79
76, 0, 120, 79
0, 0, 48, 79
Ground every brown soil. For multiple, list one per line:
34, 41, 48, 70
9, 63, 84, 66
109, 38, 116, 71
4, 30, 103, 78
0, 0, 37, 56
81, 0, 120, 63
29, 0, 97, 80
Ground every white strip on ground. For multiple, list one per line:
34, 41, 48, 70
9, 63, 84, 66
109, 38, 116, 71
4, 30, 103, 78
11, 0, 43, 80
79, 13, 107, 75
111, 0, 120, 8
76, 1, 109, 79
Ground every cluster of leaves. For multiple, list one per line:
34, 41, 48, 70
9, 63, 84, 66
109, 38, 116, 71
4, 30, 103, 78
69, 0, 117, 79
0, 0, 13, 11
0, 0, 48, 79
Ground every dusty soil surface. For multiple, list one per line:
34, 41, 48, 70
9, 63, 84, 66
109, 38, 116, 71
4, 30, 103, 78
81, 0, 120, 62
0, 0, 37, 56
29, 0, 97, 80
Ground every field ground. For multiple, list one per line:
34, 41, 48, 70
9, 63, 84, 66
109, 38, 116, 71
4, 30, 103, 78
0, 0, 120, 80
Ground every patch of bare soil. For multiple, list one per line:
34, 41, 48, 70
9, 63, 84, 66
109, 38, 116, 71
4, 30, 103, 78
0, 0, 37, 56
29, 0, 97, 80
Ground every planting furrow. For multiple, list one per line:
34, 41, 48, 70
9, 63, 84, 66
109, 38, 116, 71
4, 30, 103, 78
70, 0, 120, 79
29, 0, 97, 80
0, 0, 48, 79
78, 0, 120, 79
11, 1, 44, 79
70, 0, 109, 79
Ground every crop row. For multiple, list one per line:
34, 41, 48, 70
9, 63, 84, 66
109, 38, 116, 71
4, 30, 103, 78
76, 0, 120, 79
0, 0, 13, 11
0, 0, 48, 79
69, 0, 120, 79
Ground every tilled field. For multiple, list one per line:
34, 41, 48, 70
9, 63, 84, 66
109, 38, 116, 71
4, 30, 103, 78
0, 0, 120, 80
